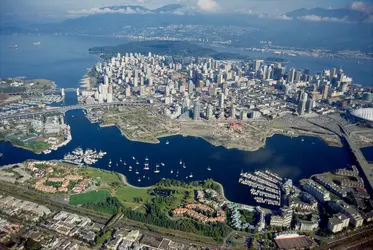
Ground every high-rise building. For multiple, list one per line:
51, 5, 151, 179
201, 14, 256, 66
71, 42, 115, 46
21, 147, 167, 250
254, 59, 264, 72
188, 81, 194, 94
288, 68, 295, 83
230, 104, 236, 120
330, 67, 337, 78
322, 84, 329, 100
193, 101, 201, 120
219, 93, 225, 109
206, 104, 214, 120
297, 92, 308, 116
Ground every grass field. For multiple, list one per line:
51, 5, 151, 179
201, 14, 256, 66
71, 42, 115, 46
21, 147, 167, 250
79, 168, 121, 187
115, 186, 150, 203
69, 190, 110, 205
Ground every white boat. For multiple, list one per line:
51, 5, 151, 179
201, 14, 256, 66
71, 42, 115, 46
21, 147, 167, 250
182, 163, 186, 169
116, 163, 118, 166
179, 160, 182, 165
132, 156, 136, 160
143, 175, 145, 179
124, 162, 127, 166
185, 176, 189, 179
301, 138, 304, 142
161, 163, 165, 167
138, 178, 141, 182
165, 140, 170, 145
109, 159, 112, 164
120, 158, 122, 162
145, 156, 149, 161
135, 170, 139, 175
136, 161, 139, 165
189, 173, 193, 178
43, 149, 52, 154
170, 169, 174, 174
207, 166, 211, 171
154, 164, 160, 174
144, 162, 150, 170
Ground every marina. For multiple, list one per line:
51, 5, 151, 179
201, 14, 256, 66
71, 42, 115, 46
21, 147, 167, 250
239, 170, 283, 207
63, 147, 107, 166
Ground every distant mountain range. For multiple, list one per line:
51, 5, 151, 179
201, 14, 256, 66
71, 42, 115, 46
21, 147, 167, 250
286, 7, 372, 22
67, 4, 199, 16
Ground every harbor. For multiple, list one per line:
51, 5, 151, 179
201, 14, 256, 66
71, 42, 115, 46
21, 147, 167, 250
239, 170, 283, 206
63, 147, 107, 166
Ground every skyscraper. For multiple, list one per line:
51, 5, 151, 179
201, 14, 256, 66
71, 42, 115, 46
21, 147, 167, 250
206, 104, 214, 120
288, 68, 295, 83
297, 92, 308, 116
193, 101, 201, 120
219, 93, 225, 109
254, 59, 264, 72
322, 84, 329, 100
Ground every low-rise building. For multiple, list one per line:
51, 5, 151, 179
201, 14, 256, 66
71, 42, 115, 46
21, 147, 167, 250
329, 200, 363, 228
328, 213, 350, 233
302, 179, 330, 203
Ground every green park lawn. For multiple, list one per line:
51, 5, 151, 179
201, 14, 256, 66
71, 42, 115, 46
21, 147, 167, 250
69, 190, 110, 205
114, 186, 150, 204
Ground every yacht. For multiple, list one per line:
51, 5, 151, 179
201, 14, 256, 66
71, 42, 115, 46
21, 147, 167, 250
132, 156, 136, 160
179, 160, 182, 165
129, 166, 133, 171
143, 175, 145, 179
109, 159, 112, 165
170, 169, 174, 174
138, 178, 141, 182
120, 158, 122, 162
136, 161, 139, 165
189, 173, 193, 178
135, 170, 139, 175
301, 138, 305, 142
165, 140, 170, 145
123, 161, 127, 166
161, 162, 165, 167
145, 156, 149, 161
116, 163, 118, 167
154, 164, 160, 174
207, 166, 212, 171
182, 163, 186, 169
144, 161, 150, 170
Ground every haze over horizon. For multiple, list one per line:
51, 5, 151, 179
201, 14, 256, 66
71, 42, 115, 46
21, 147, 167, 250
1, 0, 373, 22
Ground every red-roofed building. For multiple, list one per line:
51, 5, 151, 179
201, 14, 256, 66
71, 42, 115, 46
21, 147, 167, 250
274, 233, 313, 250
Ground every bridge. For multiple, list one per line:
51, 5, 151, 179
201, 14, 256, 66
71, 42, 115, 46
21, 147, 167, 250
6, 88, 78, 96
0, 101, 150, 120
339, 124, 373, 195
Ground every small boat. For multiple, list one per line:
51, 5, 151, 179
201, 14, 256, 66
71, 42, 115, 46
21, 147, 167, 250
154, 164, 160, 174
161, 163, 165, 167
108, 164, 111, 168
189, 173, 193, 178
301, 138, 304, 142
135, 170, 139, 175
136, 161, 139, 165
109, 159, 112, 164
145, 156, 149, 161
179, 160, 182, 165
124, 162, 127, 166
129, 166, 133, 170
165, 140, 170, 145
170, 169, 174, 174
148, 177, 150, 180
207, 166, 211, 171
132, 156, 136, 160
144, 162, 150, 170
120, 158, 122, 162
182, 163, 186, 169
138, 178, 141, 182
185, 176, 189, 179
143, 175, 145, 179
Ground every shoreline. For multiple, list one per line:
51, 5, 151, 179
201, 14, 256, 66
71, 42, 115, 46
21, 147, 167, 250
0, 139, 44, 155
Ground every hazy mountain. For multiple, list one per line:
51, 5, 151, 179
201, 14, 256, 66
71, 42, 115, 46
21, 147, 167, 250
286, 7, 371, 22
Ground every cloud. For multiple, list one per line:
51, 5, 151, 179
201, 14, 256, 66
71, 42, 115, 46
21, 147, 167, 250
350, 1, 373, 14
197, 0, 219, 12
68, 7, 149, 16
258, 13, 293, 20
297, 15, 348, 22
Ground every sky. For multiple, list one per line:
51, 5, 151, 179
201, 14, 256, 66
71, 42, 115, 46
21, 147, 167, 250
0, 0, 370, 22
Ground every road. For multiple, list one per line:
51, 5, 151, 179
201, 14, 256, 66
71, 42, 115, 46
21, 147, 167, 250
0, 101, 150, 119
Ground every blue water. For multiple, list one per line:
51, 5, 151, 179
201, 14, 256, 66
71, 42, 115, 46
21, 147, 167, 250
361, 147, 373, 163
0, 34, 361, 206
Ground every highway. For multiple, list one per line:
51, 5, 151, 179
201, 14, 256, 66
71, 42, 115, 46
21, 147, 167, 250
0, 101, 150, 120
